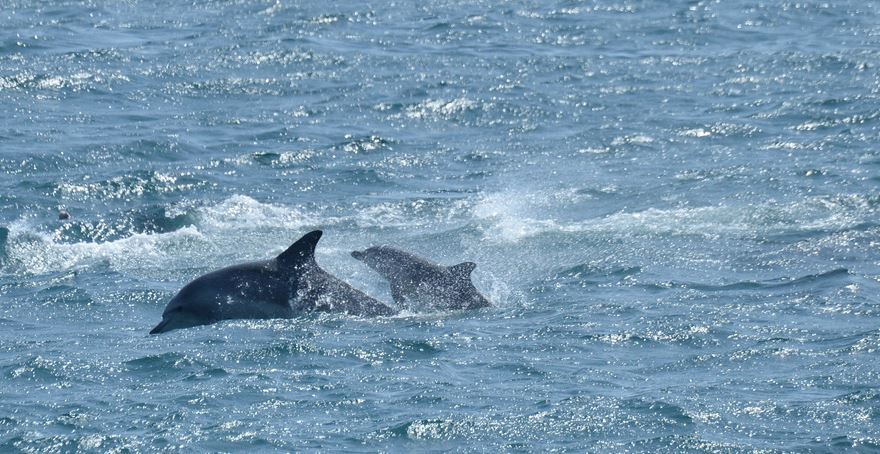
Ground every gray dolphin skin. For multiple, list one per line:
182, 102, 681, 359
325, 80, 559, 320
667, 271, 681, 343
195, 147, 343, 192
150, 230, 396, 334
350, 246, 491, 311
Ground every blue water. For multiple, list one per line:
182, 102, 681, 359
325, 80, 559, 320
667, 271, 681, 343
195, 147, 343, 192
2, 0, 880, 451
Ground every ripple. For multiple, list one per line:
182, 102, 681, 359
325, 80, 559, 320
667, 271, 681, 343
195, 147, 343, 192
389, 419, 456, 440
650, 268, 852, 293
124, 352, 219, 379
0, 70, 129, 92
336, 135, 395, 155
0, 226, 8, 264
248, 149, 319, 168
403, 98, 480, 121
488, 362, 546, 378
383, 394, 697, 444
553, 264, 641, 284
34, 284, 93, 306
53, 171, 204, 202
833, 389, 880, 406
1, 221, 208, 275
386, 339, 443, 359
52, 204, 197, 243
627, 399, 694, 426
4, 355, 67, 382
231, 340, 318, 361
2, 0, 880, 451
170, 77, 294, 97
474, 191, 880, 242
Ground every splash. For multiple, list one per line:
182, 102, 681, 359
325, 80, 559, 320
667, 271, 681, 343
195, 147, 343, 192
0, 195, 321, 276
473, 191, 876, 242
2, 221, 206, 275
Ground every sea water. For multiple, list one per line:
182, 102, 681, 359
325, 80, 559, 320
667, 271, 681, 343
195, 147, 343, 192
1, 0, 879, 451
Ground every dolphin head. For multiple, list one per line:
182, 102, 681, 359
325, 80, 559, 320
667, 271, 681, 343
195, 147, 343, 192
350, 246, 407, 277
150, 279, 221, 334
149, 308, 206, 334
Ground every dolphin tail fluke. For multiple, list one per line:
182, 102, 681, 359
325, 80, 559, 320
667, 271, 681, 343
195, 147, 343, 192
448, 262, 477, 281
278, 230, 323, 269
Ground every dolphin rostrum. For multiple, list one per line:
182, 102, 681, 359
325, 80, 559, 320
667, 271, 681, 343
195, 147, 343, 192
150, 230, 396, 334
350, 245, 491, 311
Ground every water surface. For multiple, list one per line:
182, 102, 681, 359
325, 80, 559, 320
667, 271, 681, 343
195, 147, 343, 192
2, 0, 880, 451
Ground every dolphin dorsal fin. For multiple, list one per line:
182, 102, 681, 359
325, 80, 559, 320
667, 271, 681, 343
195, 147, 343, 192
277, 230, 322, 269
448, 262, 476, 281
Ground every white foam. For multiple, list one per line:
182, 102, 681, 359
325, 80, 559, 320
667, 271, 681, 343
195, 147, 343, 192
33, 71, 129, 91
195, 194, 318, 232
1, 195, 322, 275
4, 192, 871, 276
3, 221, 207, 275
473, 197, 557, 243
680, 128, 712, 138
404, 98, 478, 120
611, 134, 654, 146
473, 191, 874, 243
351, 198, 469, 229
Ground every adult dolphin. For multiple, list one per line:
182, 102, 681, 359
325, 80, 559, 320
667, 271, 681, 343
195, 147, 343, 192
350, 246, 491, 311
150, 230, 396, 334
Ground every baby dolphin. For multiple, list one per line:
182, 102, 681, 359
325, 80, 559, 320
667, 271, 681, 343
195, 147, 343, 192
351, 246, 491, 311
150, 230, 396, 334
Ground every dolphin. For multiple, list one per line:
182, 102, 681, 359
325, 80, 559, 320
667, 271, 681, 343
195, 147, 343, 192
150, 230, 396, 334
350, 246, 491, 311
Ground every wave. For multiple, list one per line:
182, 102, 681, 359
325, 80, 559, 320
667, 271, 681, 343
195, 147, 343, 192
194, 194, 320, 232
53, 170, 205, 202
0, 140, 197, 177
0, 226, 7, 265
1, 221, 208, 276
124, 352, 224, 381
170, 77, 295, 97
4, 355, 69, 382
644, 268, 852, 293
386, 339, 443, 359
554, 264, 641, 281
401, 97, 481, 122
0, 195, 331, 275
247, 149, 319, 168
0, 70, 129, 92
3, 193, 469, 277
230, 339, 318, 361
385, 394, 696, 443
474, 191, 880, 242
588, 325, 715, 347
3, 189, 875, 282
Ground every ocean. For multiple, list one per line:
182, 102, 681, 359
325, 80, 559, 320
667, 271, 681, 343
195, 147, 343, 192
2, 0, 879, 451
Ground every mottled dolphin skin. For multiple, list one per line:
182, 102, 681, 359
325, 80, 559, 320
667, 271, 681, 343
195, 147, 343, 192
150, 230, 396, 334
350, 246, 491, 311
